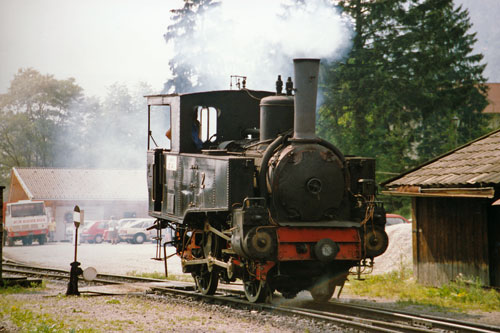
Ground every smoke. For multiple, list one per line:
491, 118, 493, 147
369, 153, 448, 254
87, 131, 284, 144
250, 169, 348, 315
55, 82, 152, 170
54, 0, 353, 170
167, 0, 353, 92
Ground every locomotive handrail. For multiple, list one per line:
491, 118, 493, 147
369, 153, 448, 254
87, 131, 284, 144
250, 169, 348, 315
316, 138, 346, 165
258, 134, 288, 199
242, 197, 267, 208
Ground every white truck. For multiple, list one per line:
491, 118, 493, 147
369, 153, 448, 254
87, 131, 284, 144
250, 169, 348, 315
2, 200, 49, 246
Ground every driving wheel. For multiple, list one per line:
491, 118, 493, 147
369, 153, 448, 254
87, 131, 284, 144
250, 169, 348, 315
310, 272, 347, 302
202, 231, 219, 272
310, 280, 336, 302
194, 268, 219, 295
244, 279, 271, 303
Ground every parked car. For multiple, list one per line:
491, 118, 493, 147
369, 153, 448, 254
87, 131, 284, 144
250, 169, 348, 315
65, 220, 91, 243
149, 225, 174, 246
80, 220, 109, 244
118, 218, 155, 244
386, 213, 411, 226
103, 218, 142, 243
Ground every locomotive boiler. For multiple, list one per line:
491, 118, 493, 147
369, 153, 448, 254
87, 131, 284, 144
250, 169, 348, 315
146, 58, 388, 302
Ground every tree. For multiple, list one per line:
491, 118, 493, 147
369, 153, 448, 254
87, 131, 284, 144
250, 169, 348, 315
58, 82, 153, 169
163, 0, 217, 93
318, 0, 489, 180
403, 0, 489, 159
53, 95, 102, 168
0, 68, 83, 183
93, 82, 151, 168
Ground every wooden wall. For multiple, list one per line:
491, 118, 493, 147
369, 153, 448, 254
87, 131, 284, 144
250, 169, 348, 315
7, 173, 29, 203
413, 197, 490, 286
488, 205, 500, 287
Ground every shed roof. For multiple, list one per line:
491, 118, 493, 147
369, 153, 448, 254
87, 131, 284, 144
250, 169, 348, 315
384, 128, 500, 188
11, 168, 147, 201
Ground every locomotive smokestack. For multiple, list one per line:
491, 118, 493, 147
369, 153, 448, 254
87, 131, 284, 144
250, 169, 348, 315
293, 58, 320, 140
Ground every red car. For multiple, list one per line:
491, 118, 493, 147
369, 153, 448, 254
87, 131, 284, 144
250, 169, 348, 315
386, 213, 411, 226
80, 220, 109, 244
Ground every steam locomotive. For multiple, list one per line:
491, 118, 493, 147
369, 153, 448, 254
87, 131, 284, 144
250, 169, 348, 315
146, 59, 388, 302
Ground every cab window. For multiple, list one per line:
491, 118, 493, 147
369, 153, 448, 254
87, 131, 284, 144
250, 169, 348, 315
149, 105, 171, 149
196, 106, 218, 143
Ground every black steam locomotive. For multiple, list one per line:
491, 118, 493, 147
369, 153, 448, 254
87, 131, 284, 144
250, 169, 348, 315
146, 59, 388, 302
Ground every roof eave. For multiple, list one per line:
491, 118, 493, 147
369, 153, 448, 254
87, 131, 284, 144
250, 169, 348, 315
382, 186, 495, 199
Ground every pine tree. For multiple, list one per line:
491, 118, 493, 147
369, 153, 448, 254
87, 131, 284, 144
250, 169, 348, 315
318, 0, 489, 178
163, 0, 217, 93
402, 0, 488, 159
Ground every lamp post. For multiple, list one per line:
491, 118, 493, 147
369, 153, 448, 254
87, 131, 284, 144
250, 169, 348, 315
66, 205, 83, 296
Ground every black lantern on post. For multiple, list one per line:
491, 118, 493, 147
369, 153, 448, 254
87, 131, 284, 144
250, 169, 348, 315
72, 206, 82, 261
66, 205, 83, 296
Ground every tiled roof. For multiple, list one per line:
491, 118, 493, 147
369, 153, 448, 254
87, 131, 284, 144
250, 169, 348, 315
13, 168, 147, 201
385, 129, 500, 187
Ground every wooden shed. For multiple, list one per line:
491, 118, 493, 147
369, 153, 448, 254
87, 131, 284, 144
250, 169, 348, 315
383, 129, 500, 287
7, 168, 148, 241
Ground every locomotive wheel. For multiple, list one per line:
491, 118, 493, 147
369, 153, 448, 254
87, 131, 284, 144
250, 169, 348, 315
310, 272, 347, 302
202, 231, 219, 272
310, 280, 336, 303
244, 279, 271, 303
194, 269, 219, 295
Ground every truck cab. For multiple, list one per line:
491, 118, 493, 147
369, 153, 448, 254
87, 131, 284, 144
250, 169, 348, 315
3, 200, 49, 246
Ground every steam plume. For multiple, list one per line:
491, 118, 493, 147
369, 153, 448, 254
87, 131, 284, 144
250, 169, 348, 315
167, 0, 353, 92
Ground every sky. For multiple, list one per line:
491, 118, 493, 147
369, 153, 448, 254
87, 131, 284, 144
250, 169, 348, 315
0, 0, 499, 99
0, 0, 183, 98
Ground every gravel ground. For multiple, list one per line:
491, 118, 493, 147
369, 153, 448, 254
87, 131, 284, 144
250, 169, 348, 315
372, 223, 412, 274
3, 242, 350, 332
0, 281, 347, 332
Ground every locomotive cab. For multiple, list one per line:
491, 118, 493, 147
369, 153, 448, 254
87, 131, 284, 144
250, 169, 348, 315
146, 89, 274, 218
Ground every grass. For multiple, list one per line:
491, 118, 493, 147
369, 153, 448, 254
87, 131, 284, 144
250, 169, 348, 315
126, 270, 194, 282
0, 284, 81, 333
345, 266, 500, 313
2, 302, 66, 332
0, 280, 47, 293
0, 281, 46, 294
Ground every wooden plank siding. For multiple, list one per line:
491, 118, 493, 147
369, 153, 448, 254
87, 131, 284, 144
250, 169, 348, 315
488, 206, 500, 287
414, 197, 490, 286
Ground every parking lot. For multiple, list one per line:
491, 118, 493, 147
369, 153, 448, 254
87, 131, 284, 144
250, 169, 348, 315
3, 241, 183, 276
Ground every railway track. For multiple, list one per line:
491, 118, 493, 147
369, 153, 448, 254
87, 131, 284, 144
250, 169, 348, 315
151, 285, 500, 333
1, 260, 166, 285
3, 260, 499, 333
